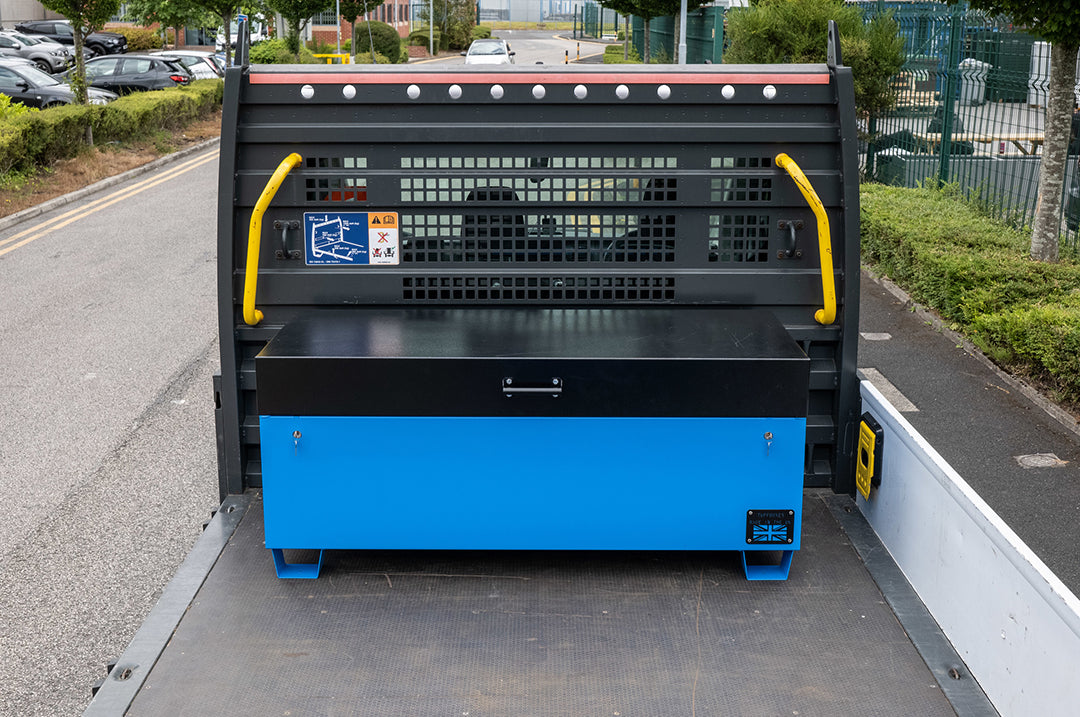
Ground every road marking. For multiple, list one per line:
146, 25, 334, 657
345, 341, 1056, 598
0, 150, 219, 258
859, 367, 919, 412
860, 332, 892, 341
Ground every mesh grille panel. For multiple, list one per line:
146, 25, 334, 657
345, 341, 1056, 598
401, 275, 676, 302
401, 214, 677, 263
709, 215, 771, 263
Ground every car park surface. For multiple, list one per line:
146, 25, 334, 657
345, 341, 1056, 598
0, 57, 116, 106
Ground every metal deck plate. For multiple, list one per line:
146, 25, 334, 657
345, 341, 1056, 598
128, 494, 956, 715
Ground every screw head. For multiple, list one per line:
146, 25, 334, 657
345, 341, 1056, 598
292, 430, 301, 439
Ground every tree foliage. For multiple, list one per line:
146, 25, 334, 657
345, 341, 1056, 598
125, 0, 215, 45
724, 0, 904, 119
39, 0, 120, 104
957, 0, 1080, 262
416, 0, 474, 51
267, 0, 333, 53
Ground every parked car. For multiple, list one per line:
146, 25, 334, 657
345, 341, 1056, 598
215, 21, 268, 51
14, 19, 127, 57
0, 57, 116, 107
0, 30, 71, 73
60, 54, 191, 95
461, 39, 514, 65
149, 49, 223, 80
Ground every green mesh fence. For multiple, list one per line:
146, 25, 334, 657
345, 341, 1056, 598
862, 1, 1080, 251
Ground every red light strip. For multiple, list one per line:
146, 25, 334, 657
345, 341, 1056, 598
248, 72, 830, 86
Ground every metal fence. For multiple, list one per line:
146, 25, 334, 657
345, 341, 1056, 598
861, 1, 1080, 250
581, 1, 622, 39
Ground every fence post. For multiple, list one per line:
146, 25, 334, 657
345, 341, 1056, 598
712, 7, 723, 63
937, 3, 964, 184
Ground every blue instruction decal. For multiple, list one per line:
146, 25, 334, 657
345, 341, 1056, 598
303, 212, 399, 266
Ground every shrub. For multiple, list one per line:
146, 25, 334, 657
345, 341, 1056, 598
0, 94, 37, 119
861, 182, 1080, 401
407, 29, 440, 47
352, 50, 391, 64
108, 26, 162, 52
724, 0, 905, 119
471, 25, 491, 40
354, 21, 402, 64
0, 80, 222, 175
603, 44, 641, 64
250, 38, 319, 64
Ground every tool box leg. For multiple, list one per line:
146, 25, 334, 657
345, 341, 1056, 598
741, 550, 794, 581
271, 549, 324, 579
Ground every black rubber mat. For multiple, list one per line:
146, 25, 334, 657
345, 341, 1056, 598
128, 493, 957, 716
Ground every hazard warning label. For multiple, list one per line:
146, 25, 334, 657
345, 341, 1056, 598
303, 212, 399, 266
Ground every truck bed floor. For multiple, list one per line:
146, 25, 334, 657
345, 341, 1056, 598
129, 493, 960, 716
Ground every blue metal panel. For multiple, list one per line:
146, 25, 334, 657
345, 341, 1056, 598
261, 416, 804, 554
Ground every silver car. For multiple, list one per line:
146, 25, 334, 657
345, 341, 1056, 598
0, 30, 71, 73
149, 50, 223, 80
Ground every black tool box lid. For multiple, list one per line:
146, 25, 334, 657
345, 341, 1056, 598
256, 308, 808, 418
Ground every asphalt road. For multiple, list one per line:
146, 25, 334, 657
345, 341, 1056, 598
0, 148, 223, 717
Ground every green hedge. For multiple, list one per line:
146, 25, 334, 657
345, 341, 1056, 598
861, 183, 1080, 401
0, 79, 223, 175
407, 29, 440, 47
250, 38, 319, 64
354, 21, 403, 63
108, 26, 162, 52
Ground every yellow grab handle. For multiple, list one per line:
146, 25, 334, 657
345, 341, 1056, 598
244, 153, 303, 326
775, 153, 836, 326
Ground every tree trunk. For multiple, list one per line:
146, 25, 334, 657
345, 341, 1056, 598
223, 13, 232, 67
72, 31, 87, 105
623, 15, 629, 60
1030, 40, 1079, 263
672, 12, 680, 65
644, 18, 650, 64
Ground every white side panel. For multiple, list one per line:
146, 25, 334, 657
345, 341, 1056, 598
858, 380, 1080, 717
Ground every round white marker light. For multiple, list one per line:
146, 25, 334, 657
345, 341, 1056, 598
342, 85, 356, 99
406, 84, 421, 99
574, 84, 588, 100
657, 84, 671, 100
615, 84, 630, 100
300, 84, 314, 99
449, 84, 462, 99
490, 84, 504, 100
763, 84, 777, 100
721, 84, 735, 100
532, 84, 546, 99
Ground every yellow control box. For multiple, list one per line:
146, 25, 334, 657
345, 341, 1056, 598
856, 413, 883, 500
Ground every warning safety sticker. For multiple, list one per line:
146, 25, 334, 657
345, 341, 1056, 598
303, 212, 399, 266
